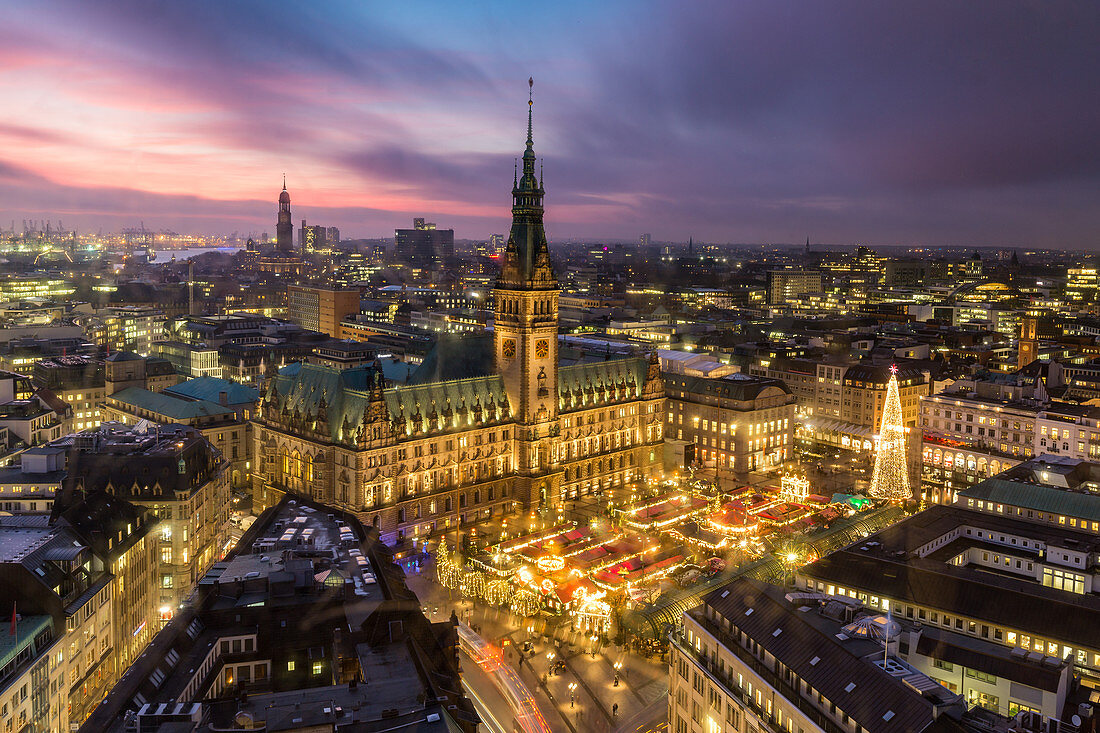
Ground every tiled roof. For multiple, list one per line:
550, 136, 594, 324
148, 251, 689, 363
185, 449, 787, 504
802, 546, 1100, 649
702, 578, 942, 733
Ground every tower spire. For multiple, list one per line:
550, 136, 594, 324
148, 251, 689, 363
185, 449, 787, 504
282, 173, 286, 191
499, 77, 554, 290
526, 77, 534, 151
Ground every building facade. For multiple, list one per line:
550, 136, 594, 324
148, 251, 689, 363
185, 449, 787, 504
670, 577, 970, 733
60, 423, 232, 617
32, 355, 105, 433
664, 373, 796, 483
394, 218, 455, 266
766, 270, 822, 306
251, 91, 665, 545
800, 456, 1100, 695
287, 285, 360, 337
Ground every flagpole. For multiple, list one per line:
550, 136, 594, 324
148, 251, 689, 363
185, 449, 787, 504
884, 607, 891, 666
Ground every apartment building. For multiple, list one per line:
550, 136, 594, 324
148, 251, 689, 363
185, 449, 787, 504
287, 285, 360, 338
82, 306, 162, 354
670, 577, 979, 733
664, 373, 796, 482
919, 389, 1034, 504
766, 270, 823, 306
32, 355, 105, 433
755, 360, 929, 454
799, 457, 1100, 698
58, 423, 231, 617
0, 445, 66, 514
0, 497, 158, 728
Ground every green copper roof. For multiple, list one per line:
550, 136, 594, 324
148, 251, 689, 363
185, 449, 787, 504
386, 376, 511, 431
962, 478, 1100, 523
558, 357, 647, 413
108, 387, 235, 420
0, 615, 51, 672
165, 376, 259, 406
265, 362, 511, 444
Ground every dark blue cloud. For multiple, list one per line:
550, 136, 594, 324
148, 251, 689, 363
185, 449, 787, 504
1, 0, 1099, 247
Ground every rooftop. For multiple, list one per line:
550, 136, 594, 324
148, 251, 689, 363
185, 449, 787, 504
107, 387, 236, 420
163, 376, 259, 406
800, 499, 1100, 649
696, 578, 963, 733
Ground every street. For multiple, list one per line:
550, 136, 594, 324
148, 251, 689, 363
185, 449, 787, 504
407, 566, 669, 733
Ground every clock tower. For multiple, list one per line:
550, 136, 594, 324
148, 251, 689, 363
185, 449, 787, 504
494, 78, 561, 508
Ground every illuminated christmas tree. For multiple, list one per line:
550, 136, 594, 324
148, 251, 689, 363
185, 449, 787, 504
868, 365, 912, 502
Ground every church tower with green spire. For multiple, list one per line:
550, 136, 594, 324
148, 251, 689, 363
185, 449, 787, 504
494, 78, 561, 508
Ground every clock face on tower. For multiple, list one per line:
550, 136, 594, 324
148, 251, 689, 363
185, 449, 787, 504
535, 339, 549, 358
502, 339, 517, 359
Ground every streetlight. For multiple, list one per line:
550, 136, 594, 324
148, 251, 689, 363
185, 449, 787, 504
547, 651, 556, 675
568, 682, 577, 707
613, 661, 622, 686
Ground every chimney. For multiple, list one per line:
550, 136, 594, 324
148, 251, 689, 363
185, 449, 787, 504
219, 391, 229, 406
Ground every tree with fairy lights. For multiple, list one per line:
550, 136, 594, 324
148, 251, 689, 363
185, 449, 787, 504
868, 365, 912, 502
485, 579, 511, 607
436, 543, 461, 589
511, 589, 540, 617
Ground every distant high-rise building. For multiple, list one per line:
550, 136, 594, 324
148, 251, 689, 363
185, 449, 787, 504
297, 221, 341, 253
640, 233, 650, 248
766, 269, 823, 305
287, 285, 361, 337
394, 218, 454, 266
489, 233, 505, 256
299, 220, 328, 253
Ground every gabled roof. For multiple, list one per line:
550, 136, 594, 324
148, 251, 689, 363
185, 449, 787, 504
702, 578, 947, 733
558, 357, 648, 412
386, 376, 510, 428
266, 362, 512, 444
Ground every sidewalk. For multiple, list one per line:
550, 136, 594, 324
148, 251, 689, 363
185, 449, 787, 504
404, 560, 670, 733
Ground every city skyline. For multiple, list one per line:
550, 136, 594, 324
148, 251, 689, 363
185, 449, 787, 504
2, 1, 1099, 247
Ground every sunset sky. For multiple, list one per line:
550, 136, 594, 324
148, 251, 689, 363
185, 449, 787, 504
2, 1, 1098, 247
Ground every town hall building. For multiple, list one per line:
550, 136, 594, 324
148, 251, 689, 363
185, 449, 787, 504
251, 86, 665, 545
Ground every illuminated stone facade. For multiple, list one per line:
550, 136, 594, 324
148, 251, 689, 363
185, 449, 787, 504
251, 88, 665, 544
